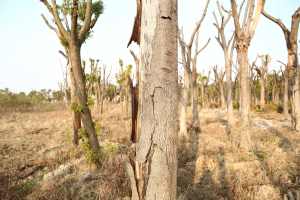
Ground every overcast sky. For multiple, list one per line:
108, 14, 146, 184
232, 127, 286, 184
0, 0, 299, 93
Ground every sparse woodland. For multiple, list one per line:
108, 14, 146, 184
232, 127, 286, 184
0, 0, 300, 200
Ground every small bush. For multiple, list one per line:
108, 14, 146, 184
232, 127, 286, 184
79, 128, 103, 168
233, 101, 239, 110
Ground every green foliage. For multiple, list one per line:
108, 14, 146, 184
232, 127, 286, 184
105, 84, 117, 101
87, 96, 95, 107
94, 121, 102, 136
52, 90, 64, 101
0, 88, 64, 112
13, 179, 36, 197
102, 142, 119, 156
79, 128, 103, 167
233, 101, 239, 110
57, 0, 104, 43
116, 63, 132, 87
71, 102, 84, 113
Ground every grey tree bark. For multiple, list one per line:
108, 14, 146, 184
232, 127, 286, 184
127, 0, 179, 199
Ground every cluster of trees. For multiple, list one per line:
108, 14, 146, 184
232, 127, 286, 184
38, 0, 299, 199
0, 88, 64, 111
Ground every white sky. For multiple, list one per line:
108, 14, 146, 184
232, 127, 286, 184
0, 0, 299, 93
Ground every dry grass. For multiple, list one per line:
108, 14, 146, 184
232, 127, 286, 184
0, 103, 299, 199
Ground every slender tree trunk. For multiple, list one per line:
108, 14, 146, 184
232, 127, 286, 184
225, 58, 234, 123
191, 60, 200, 130
132, 1, 178, 199
219, 82, 226, 109
293, 67, 300, 130
179, 65, 190, 138
260, 78, 265, 110
237, 48, 250, 125
69, 44, 101, 164
284, 70, 289, 118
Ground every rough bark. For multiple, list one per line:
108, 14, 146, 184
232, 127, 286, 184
191, 56, 200, 130
69, 64, 81, 146
237, 47, 250, 124
128, 0, 178, 199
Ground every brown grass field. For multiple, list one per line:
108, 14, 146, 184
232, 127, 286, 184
0, 103, 299, 200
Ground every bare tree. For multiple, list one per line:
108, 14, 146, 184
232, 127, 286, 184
213, 1, 236, 123
231, 0, 265, 125
179, 0, 210, 136
126, 0, 178, 199
40, 0, 103, 166
262, 6, 300, 130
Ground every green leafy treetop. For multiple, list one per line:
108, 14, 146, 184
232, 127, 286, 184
40, 0, 103, 48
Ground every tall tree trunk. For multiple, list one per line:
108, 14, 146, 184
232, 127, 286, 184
260, 78, 265, 110
69, 44, 101, 165
179, 64, 190, 138
131, 1, 178, 199
293, 67, 300, 130
220, 82, 226, 109
284, 70, 289, 118
191, 59, 200, 130
225, 58, 234, 123
68, 62, 81, 146
237, 48, 250, 125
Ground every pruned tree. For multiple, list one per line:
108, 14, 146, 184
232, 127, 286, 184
231, 0, 265, 125
179, 0, 210, 136
213, 1, 235, 123
40, 0, 103, 166
126, 0, 178, 199
262, 6, 300, 130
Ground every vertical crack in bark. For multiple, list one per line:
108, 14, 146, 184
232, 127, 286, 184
141, 86, 163, 198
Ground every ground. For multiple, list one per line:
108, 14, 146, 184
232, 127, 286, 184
0, 103, 299, 200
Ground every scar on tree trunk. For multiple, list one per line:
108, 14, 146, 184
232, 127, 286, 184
129, 79, 139, 143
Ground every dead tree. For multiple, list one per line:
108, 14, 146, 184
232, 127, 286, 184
40, 0, 103, 166
213, 1, 235, 123
262, 6, 300, 130
178, 0, 210, 136
231, 0, 265, 126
